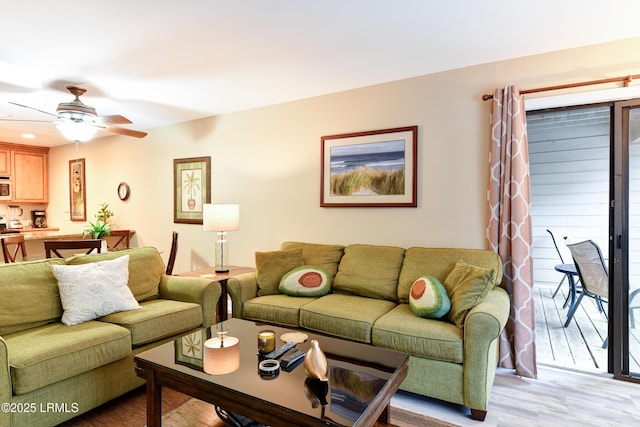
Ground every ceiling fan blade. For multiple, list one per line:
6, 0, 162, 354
0, 118, 53, 123
104, 126, 147, 138
9, 102, 58, 117
97, 115, 132, 125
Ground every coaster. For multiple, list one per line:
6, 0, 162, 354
281, 332, 308, 344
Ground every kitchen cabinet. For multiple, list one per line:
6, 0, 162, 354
0, 148, 10, 175
0, 142, 49, 203
13, 149, 48, 202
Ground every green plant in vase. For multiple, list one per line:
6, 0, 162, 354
83, 220, 112, 239
95, 202, 114, 223
84, 202, 114, 239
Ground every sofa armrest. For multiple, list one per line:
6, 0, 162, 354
159, 275, 222, 328
227, 272, 258, 318
462, 287, 510, 411
0, 336, 11, 426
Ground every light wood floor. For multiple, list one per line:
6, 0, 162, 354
393, 366, 640, 426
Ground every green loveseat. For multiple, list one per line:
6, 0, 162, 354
227, 242, 510, 421
0, 247, 221, 427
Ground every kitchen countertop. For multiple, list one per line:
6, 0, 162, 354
0, 228, 134, 241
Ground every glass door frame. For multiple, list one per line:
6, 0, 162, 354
612, 99, 640, 382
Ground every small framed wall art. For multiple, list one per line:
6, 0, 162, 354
173, 156, 211, 224
321, 126, 417, 207
69, 158, 87, 221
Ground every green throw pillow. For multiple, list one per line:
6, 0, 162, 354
409, 276, 450, 319
279, 265, 331, 297
255, 248, 304, 296
444, 260, 496, 328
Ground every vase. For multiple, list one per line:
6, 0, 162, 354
304, 339, 328, 381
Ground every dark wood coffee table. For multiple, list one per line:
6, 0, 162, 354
135, 318, 409, 427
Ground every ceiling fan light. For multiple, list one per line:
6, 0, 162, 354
56, 121, 97, 142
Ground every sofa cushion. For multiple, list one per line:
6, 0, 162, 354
280, 242, 345, 281
0, 258, 65, 335
52, 255, 141, 326
99, 299, 202, 346
5, 321, 131, 395
300, 294, 396, 343
409, 276, 450, 319
66, 247, 164, 301
397, 247, 503, 303
372, 304, 463, 363
333, 244, 405, 301
444, 260, 496, 328
243, 294, 316, 327
279, 265, 332, 297
255, 248, 304, 296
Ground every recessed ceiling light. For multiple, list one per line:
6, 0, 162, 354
21, 133, 35, 139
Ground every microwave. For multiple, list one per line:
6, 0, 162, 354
0, 177, 11, 201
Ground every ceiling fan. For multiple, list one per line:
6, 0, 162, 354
1, 86, 147, 141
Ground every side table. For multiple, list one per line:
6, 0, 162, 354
178, 265, 255, 321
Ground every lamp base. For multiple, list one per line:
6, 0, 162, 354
214, 231, 230, 273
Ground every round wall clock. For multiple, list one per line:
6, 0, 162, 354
118, 182, 130, 201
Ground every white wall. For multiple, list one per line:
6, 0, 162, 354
44, 37, 640, 274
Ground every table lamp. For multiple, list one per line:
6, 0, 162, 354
203, 204, 240, 272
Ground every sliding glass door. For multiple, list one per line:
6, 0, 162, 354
612, 99, 640, 381
529, 99, 640, 380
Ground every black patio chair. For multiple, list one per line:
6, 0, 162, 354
547, 229, 580, 307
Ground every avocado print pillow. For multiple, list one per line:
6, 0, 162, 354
279, 265, 332, 297
409, 276, 451, 319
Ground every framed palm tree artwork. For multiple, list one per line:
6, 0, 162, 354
173, 156, 211, 224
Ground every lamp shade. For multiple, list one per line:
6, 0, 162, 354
203, 336, 240, 375
203, 204, 240, 232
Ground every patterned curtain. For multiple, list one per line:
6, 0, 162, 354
486, 86, 537, 379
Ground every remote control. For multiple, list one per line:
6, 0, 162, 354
280, 349, 305, 370
262, 341, 296, 359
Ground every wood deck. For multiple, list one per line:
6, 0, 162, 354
535, 282, 640, 374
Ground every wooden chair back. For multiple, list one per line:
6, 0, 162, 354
166, 231, 178, 275
1, 234, 27, 263
106, 230, 131, 251
44, 239, 102, 259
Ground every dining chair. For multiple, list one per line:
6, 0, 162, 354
165, 231, 178, 275
44, 239, 102, 259
1, 234, 28, 263
106, 230, 131, 251
566, 240, 609, 348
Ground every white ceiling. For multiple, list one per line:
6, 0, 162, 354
2, 0, 640, 147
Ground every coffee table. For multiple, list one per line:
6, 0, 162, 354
134, 318, 409, 427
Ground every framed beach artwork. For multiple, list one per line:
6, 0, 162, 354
173, 156, 211, 224
69, 158, 86, 221
321, 126, 417, 207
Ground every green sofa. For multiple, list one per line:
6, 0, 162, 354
227, 242, 510, 421
0, 247, 221, 427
